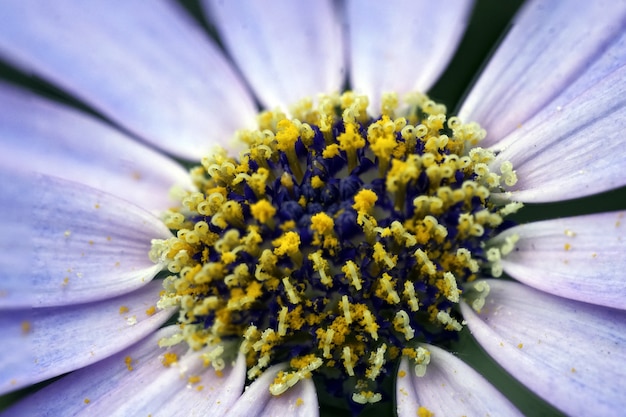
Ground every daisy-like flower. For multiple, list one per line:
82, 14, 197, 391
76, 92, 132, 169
1, 0, 625, 416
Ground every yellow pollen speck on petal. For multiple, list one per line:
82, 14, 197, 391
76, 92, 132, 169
145, 306, 156, 316
564, 243, 572, 251
124, 356, 133, 371
398, 369, 407, 378
162, 352, 178, 367
21, 321, 31, 334
119, 306, 129, 314
84, 398, 90, 404
417, 406, 434, 417
296, 397, 304, 407
64, 230, 71, 238
517, 343, 523, 349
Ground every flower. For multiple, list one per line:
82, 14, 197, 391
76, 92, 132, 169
1, 1, 625, 416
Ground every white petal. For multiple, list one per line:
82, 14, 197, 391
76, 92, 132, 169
396, 345, 521, 417
0, 82, 194, 213
0, 281, 172, 395
490, 63, 626, 202
459, 0, 626, 146
346, 0, 474, 113
225, 364, 319, 417
204, 0, 345, 109
0, 169, 171, 309
1, 326, 246, 417
461, 279, 626, 417
493, 211, 626, 309
0, 0, 257, 160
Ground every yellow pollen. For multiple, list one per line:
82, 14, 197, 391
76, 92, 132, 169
275, 119, 300, 151
188, 375, 201, 385
149, 89, 520, 404
250, 199, 276, 224
124, 356, 133, 371
18, 320, 31, 334
311, 175, 325, 189
161, 352, 178, 367
417, 406, 435, 417
310, 212, 334, 235
273, 231, 301, 257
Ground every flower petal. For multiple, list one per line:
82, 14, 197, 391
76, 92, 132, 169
224, 364, 319, 417
461, 279, 626, 416
396, 345, 521, 417
490, 63, 626, 202
0, 0, 257, 160
486, 26, 626, 156
493, 211, 626, 310
1, 326, 246, 416
204, 0, 345, 109
346, 0, 474, 112
0, 169, 171, 309
0, 281, 172, 395
0, 82, 194, 213
459, 0, 626, 146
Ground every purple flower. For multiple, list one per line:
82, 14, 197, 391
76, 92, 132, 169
1, 1, 625, 416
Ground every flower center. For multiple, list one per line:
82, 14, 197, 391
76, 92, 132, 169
150, 91, 521, 404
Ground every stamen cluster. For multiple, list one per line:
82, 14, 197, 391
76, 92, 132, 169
150, 91, 520, 403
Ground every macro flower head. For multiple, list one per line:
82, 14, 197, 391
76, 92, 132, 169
1, 1, 626, 416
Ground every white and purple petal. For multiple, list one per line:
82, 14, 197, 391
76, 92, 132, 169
459, 0, 626, 146
224, 364, 319, 417
0, 281, 172, 395
0, 326, 245, 416
204, 0, 345, 110
0, 169, 171, 309
396, 344, 522, 417
493, 211, 626, 310
489, 63, 626, 202
0, 0, 257, 160
346, 0, 474, 113
462, 279, 626, 416
0, 82, 194, 213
